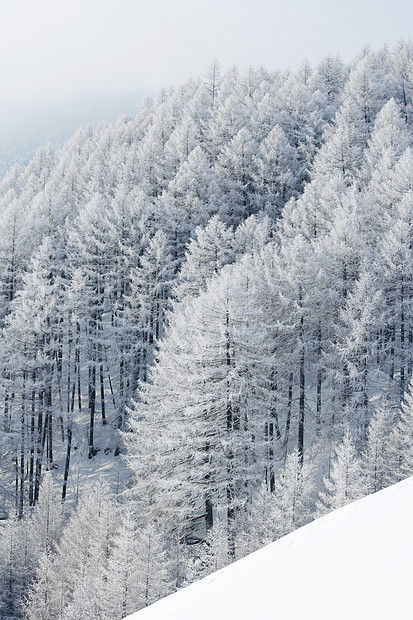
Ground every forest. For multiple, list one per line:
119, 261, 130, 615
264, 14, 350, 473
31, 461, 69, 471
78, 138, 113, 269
1, 40, 413, 618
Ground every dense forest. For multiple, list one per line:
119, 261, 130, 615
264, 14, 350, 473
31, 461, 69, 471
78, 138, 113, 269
2, 40, 413, 618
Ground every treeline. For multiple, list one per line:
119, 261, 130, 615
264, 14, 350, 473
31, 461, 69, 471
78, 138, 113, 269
1, 40, 413, 618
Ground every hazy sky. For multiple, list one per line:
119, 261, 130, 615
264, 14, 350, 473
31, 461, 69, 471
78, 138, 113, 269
0, 0, 412, 111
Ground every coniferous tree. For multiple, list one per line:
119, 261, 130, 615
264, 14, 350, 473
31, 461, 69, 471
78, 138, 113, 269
101, 508, 141, 619
1, 237, 66, 514
127, 229, 174, 383
254, 123, 301, 218
190, 518, 230, 581
387, 380, 413, 481
173, 215, 234, 301
317, 430, 367, 515
363, 406, 395, 493
24, 484, 117, 620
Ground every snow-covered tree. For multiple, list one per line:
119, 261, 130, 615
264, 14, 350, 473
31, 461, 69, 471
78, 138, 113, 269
173, 215, 234, 301
317, 430, 367, 515
363, 406, 395, 493
24, 484, 117, 620
387, 380, 413, 481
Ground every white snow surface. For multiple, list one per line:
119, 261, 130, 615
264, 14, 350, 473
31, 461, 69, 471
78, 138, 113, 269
127, 476, 413, 619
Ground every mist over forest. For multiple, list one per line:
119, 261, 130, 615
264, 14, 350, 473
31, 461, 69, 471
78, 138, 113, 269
0, 90, 149, 178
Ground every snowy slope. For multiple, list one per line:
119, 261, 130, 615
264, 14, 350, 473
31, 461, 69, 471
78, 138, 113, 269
128, 477, 413, 620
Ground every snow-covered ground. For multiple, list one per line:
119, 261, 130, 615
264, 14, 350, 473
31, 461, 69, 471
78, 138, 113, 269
128, 476, 413, 619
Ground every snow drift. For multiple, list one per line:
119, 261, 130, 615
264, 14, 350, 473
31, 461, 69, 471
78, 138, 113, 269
128, 476, 413, 619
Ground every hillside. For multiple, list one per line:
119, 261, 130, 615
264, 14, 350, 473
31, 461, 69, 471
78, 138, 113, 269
129, 476, 413, 620
3, 40, 413, 618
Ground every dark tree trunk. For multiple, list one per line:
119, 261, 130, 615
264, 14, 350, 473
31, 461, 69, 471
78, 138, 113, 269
29, 382, 36, 506
284, 373, 293, 458
100, 360, 106, 426
62, 420, 72, 501
316, 326, 322, 433
298, 310, 305, 465
34, 404, 44, 503
45, 386, 53, 466
19, 390, 25, 518
400, 277, 405, 397
88, 359, 97, 459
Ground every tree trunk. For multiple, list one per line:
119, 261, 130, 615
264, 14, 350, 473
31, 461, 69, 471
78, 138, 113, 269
19, 384, 25, 518
29, 382, 36, 506
100, 360, 106, 426
298, 290, 305, 465
316, 325, 322, 433
400, 277, 405, 397
284, 373, 293, 458
88, 359, 97, 459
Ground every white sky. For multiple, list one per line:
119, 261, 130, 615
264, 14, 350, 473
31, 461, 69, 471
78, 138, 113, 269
0, 0, 412, 111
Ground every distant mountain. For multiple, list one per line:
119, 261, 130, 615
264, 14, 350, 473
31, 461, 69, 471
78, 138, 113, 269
128, 476, 413, 619
0, 90, 150, 177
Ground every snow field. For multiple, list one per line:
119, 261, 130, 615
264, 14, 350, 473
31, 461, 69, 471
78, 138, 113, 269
128, 476, 413, 619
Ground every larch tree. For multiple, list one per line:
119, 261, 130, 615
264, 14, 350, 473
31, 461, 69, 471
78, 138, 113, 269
24, 484, 118, 620
215, 126, 260, 223
363, 406, 395, 493
387, 380, 413, 482
1, 237, 66, 515
317, 429, 367, 516
126, 229, 175, 383
253, 124, 301, 218
173, 214, 235, 301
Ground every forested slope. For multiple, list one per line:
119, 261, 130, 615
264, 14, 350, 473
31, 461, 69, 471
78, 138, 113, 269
2, 41, 413, 618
